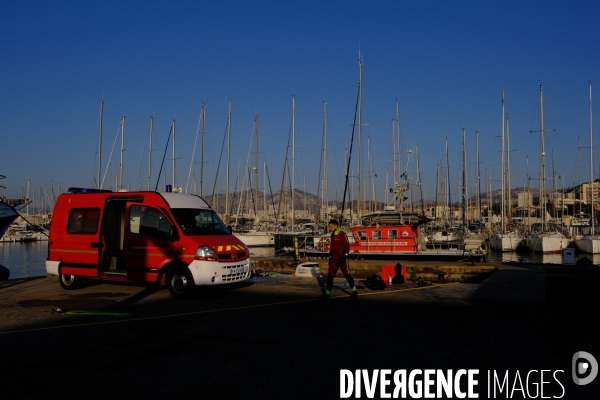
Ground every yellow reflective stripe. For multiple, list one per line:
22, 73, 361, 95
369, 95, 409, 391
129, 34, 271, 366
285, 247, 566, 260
214, 244, 246, 253
52, 249, 195, 259
51, 249, 97, 254
125, 251, 177, 257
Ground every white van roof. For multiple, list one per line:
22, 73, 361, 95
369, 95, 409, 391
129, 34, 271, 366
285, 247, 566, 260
160, 193, 211, 209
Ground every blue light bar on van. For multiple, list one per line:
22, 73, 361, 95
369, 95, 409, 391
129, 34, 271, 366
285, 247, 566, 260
67, 187, 113, 194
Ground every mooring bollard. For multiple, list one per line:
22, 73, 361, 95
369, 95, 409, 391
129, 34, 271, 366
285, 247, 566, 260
293, 236, 300, 261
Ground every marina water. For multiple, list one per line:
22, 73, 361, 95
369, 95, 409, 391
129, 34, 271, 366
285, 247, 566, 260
1, 241, 48, 279
1, 242, 597, 280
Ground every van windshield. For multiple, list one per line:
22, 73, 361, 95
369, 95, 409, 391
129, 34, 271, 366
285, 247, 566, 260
170, 208, 230, 235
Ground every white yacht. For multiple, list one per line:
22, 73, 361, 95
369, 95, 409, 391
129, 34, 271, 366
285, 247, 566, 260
233, 231, 274, 247
0, 224, 47, 242
489, 231, 522, 252
525, 83, 571, 254
526, 231, 571, 253
573, 236, 600, 254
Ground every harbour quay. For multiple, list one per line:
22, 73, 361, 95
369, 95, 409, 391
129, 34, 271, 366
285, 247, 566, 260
252, 257, 498, 283
0, 262, 598, 399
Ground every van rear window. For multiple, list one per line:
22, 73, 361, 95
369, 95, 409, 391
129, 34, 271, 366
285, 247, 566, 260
67, 209, 100, 234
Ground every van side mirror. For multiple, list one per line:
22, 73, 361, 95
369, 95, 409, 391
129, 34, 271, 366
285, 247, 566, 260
227, 225, 233, 234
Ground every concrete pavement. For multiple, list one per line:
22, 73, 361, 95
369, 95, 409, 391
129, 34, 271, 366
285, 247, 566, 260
0, 263, 598, 399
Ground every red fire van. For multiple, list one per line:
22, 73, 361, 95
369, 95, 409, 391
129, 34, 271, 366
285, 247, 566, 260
46, 188, 251, 298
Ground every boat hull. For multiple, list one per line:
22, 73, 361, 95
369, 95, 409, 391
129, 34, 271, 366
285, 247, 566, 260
234, 232, 274, 247
489, 233, 522, 252
1, 202, 19, 238
573, 237, 600, 254
525, 233, 570, 253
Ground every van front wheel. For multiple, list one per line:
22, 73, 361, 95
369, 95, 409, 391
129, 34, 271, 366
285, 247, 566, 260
167, 267, 195, 299
59, 273, 82, 290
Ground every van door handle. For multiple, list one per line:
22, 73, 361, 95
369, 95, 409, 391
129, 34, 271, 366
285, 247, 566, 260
91, 242, 103, 248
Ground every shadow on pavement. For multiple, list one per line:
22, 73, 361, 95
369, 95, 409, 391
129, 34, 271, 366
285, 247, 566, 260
0, 266, 598, 399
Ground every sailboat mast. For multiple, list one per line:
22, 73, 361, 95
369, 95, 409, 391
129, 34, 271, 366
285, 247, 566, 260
148, 116, 153, 190
476, 130, 480, 221
540, 82, 546, 231
291, 96, 296, 232
396, 99, 401, 189
357, 59, 363, 222
552, 149, 556, 196
462, 128, 466, 231
324, 102, 328, 218
26, 180, 30, 215
119, 116, 125, 190
416, 144, 424, 216
590, 82, 594, 236
367, 136, 372, 213
263, 160, 267, 219
186, 108, 202, 194
486, 168, 490, 225
339, 58, 362, 223
526, 158, 530, 227
172, 119, 176, 188
501, 89, 506, 232
303, 173, 307, 216
435, 161, 441, 220
226, 100, 232, 221
506, 114, 512, 217
385, 170, 389, 207
446, 138, 451, 222
578, 137, 582, 215
391, 119, 396, 197
200, 102, 206, 197
255, 115, 259, 219
98, 100, 103, 190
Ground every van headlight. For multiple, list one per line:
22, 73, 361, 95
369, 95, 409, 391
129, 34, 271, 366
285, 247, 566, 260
194, 246, 217, 261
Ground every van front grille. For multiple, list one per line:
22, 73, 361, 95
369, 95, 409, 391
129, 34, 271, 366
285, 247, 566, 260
221, 264, 249, 282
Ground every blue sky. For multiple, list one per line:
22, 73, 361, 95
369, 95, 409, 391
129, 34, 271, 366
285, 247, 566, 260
1, 1, 599, 205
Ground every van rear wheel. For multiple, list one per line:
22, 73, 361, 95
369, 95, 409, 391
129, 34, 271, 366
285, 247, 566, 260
59, 272, 82, 290
167, 267, 195, 299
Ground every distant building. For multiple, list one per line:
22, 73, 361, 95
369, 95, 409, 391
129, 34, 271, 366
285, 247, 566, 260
580, 182, 600, 205
518, 192, 533, 208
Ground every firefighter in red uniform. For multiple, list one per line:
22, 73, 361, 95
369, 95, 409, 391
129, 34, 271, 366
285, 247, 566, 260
320, 219, 357, 300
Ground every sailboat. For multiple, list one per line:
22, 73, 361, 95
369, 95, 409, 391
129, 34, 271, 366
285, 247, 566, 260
489, 89, 522, 252
573, 83, 600, 253
233, 115, 275, 248
427, 138, 461, 248
455, 127, 488, 250
525, 82, 570, 253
